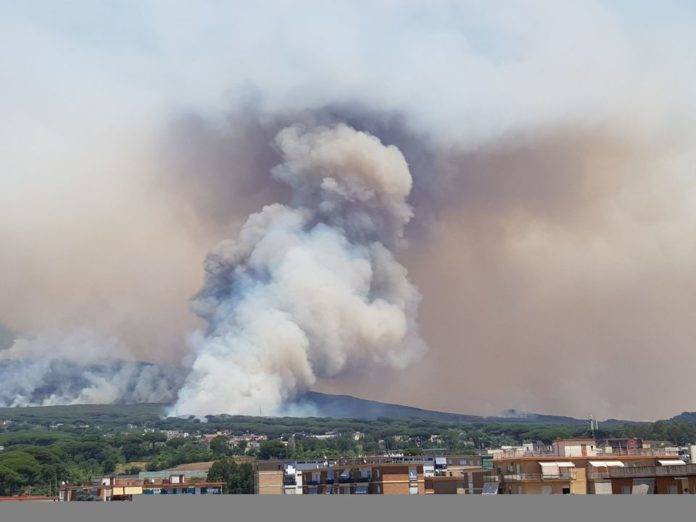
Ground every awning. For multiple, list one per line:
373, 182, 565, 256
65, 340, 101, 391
539, 461, 575, 476
594, 482, 613, 495
658, 459, 685, 466
589, 461, 625, 468
539, 462, 559, 477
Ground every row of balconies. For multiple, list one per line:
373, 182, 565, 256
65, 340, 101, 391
286, 474, 374, 486
500, 464, 696, 482
590, 464, 696, 480
493, 448, 679, 460
501, 472, 574, 482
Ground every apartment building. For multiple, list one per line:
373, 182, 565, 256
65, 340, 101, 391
492, 439, 695, 494
254, 455, 493, 495
256, 456, 431, 495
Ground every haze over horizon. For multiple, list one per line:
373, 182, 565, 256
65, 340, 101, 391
2, 1, 696, 421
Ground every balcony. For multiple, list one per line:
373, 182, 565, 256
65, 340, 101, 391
502, 472, 574, 482
493, 448, 679, 460
609, 464, 696, 479
586, 464, 696, 480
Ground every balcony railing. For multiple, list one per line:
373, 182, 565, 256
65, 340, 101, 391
493, 448, 678, 460
502, 472, 574, 482
608, 464, 696, 479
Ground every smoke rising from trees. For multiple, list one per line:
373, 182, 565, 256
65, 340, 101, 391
170, 124, 425, 416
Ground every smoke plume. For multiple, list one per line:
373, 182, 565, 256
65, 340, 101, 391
0, 331, 185, 407
170, 124, 424, 416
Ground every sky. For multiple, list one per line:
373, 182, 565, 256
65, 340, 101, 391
1, 0, 696, 420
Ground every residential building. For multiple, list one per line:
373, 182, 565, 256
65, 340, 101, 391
59, 474, 223, 501
256, 456, 427, 495
492, 439, 696, 494
598, 438, 643, 453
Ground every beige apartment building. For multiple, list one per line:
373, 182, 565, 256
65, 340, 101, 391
256, 457, 425, 495
493, 438, 696, 494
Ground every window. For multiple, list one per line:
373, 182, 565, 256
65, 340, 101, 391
409, 486, 419, 495
562, 487, 571, 495
408, 467, 417, 481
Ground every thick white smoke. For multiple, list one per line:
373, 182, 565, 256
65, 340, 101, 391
0, 330, 185, 407
170, 124, 425, 416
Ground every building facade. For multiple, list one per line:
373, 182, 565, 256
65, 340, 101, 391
59, 474, 224, 501
255, 455, 490, 495
492, 440, 695, 494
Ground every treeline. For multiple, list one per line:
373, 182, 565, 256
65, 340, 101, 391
207, 458, 253, 494
0, 430, 221, 496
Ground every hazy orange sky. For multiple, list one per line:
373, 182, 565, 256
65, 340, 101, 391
2, 1, 696, 420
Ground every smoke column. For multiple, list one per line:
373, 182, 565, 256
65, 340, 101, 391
0, 330, 185, 406
170, 124, 425, 416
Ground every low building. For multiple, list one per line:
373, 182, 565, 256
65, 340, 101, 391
0, 495, 56, 502
59, 474, 224, 501
597, 438, 643, 453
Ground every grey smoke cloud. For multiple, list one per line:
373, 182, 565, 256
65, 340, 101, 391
171, 124, 424, 416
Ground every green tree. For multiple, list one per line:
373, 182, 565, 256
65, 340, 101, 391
258, 440, 288, 460
0, 464, 22, 495
207, 459, 253, 494
210, 436, 230, 457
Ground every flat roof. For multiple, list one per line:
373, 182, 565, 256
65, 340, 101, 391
493, 455, 667, 463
